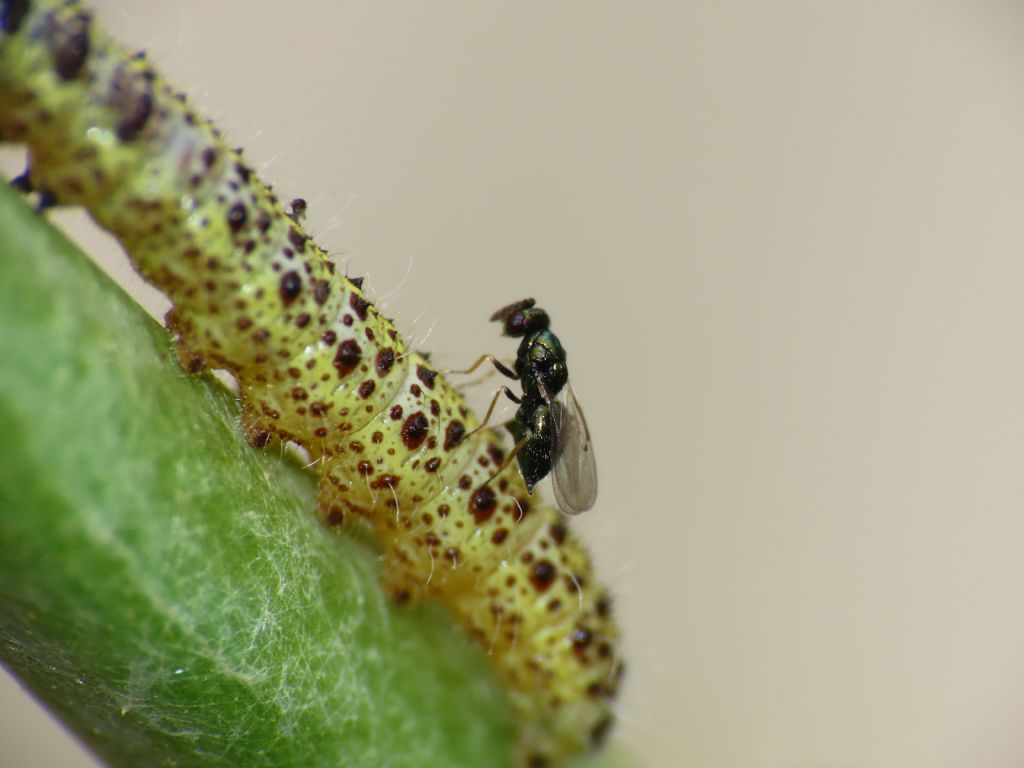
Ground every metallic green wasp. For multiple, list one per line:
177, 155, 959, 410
462, 299, 598, 515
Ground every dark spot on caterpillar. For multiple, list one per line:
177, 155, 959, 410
530, 560, 557, 592
234, 162, 252, 184
486, 443, 505, 467
349, 292, 370, 320
279, 270, 302, 305
1, 0, 30, 33
430, 400, 441, 417
183, 353, 206, 374
323, 507, 344, 526
357, 460, 373, 476
492, 528, 508, 544
437, 504, 450, 518
227, 202, 247, 233
358, 380, 376, 398
571, 627, 593, 656
116, 88, 152, 142
458, 475, 472, 491
424, 457, 441, 473
321, 330, 337, 346
202, 147, 217, 168
370, 473, 400, 491
249, 429, 271, 448
401, 412, 429, 450
332, 339, 361, 378
389, 405, 403, 420
255, 210, 271, 233
416, 365, 436, 389
376, 348, 395, 377
295, 312, 311, 328
53, 13, 91, 81
410, 383, 422, 398
364, 327, 375, 343
444, 421, 465, 451
549, 523, 567, 545
349, 276, 364, 289
468, 489, 497, 528
595, 594, 612, 618
313, 279, 330, 305
288, 227, 307, 251
290, 387, 308, 402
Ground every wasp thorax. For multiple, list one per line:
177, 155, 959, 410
519, 330, 567, 402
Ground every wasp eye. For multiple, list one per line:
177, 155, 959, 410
505, 311, 528, 336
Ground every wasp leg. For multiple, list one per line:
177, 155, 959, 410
443, 353, 517, 381
465, 386, 520, 438
482, 435, 531, 487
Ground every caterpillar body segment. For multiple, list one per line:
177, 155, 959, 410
0, 1, 622, 764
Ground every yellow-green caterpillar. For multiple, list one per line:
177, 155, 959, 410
0, 1, 622, 765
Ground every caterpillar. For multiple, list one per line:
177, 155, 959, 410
0, 2, 622, 766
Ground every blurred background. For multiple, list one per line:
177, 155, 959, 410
5, 1, 1024, 766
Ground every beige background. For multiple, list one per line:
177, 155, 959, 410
5, 1, 1024, 766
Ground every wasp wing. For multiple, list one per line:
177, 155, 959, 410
551, 383, 598, 515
